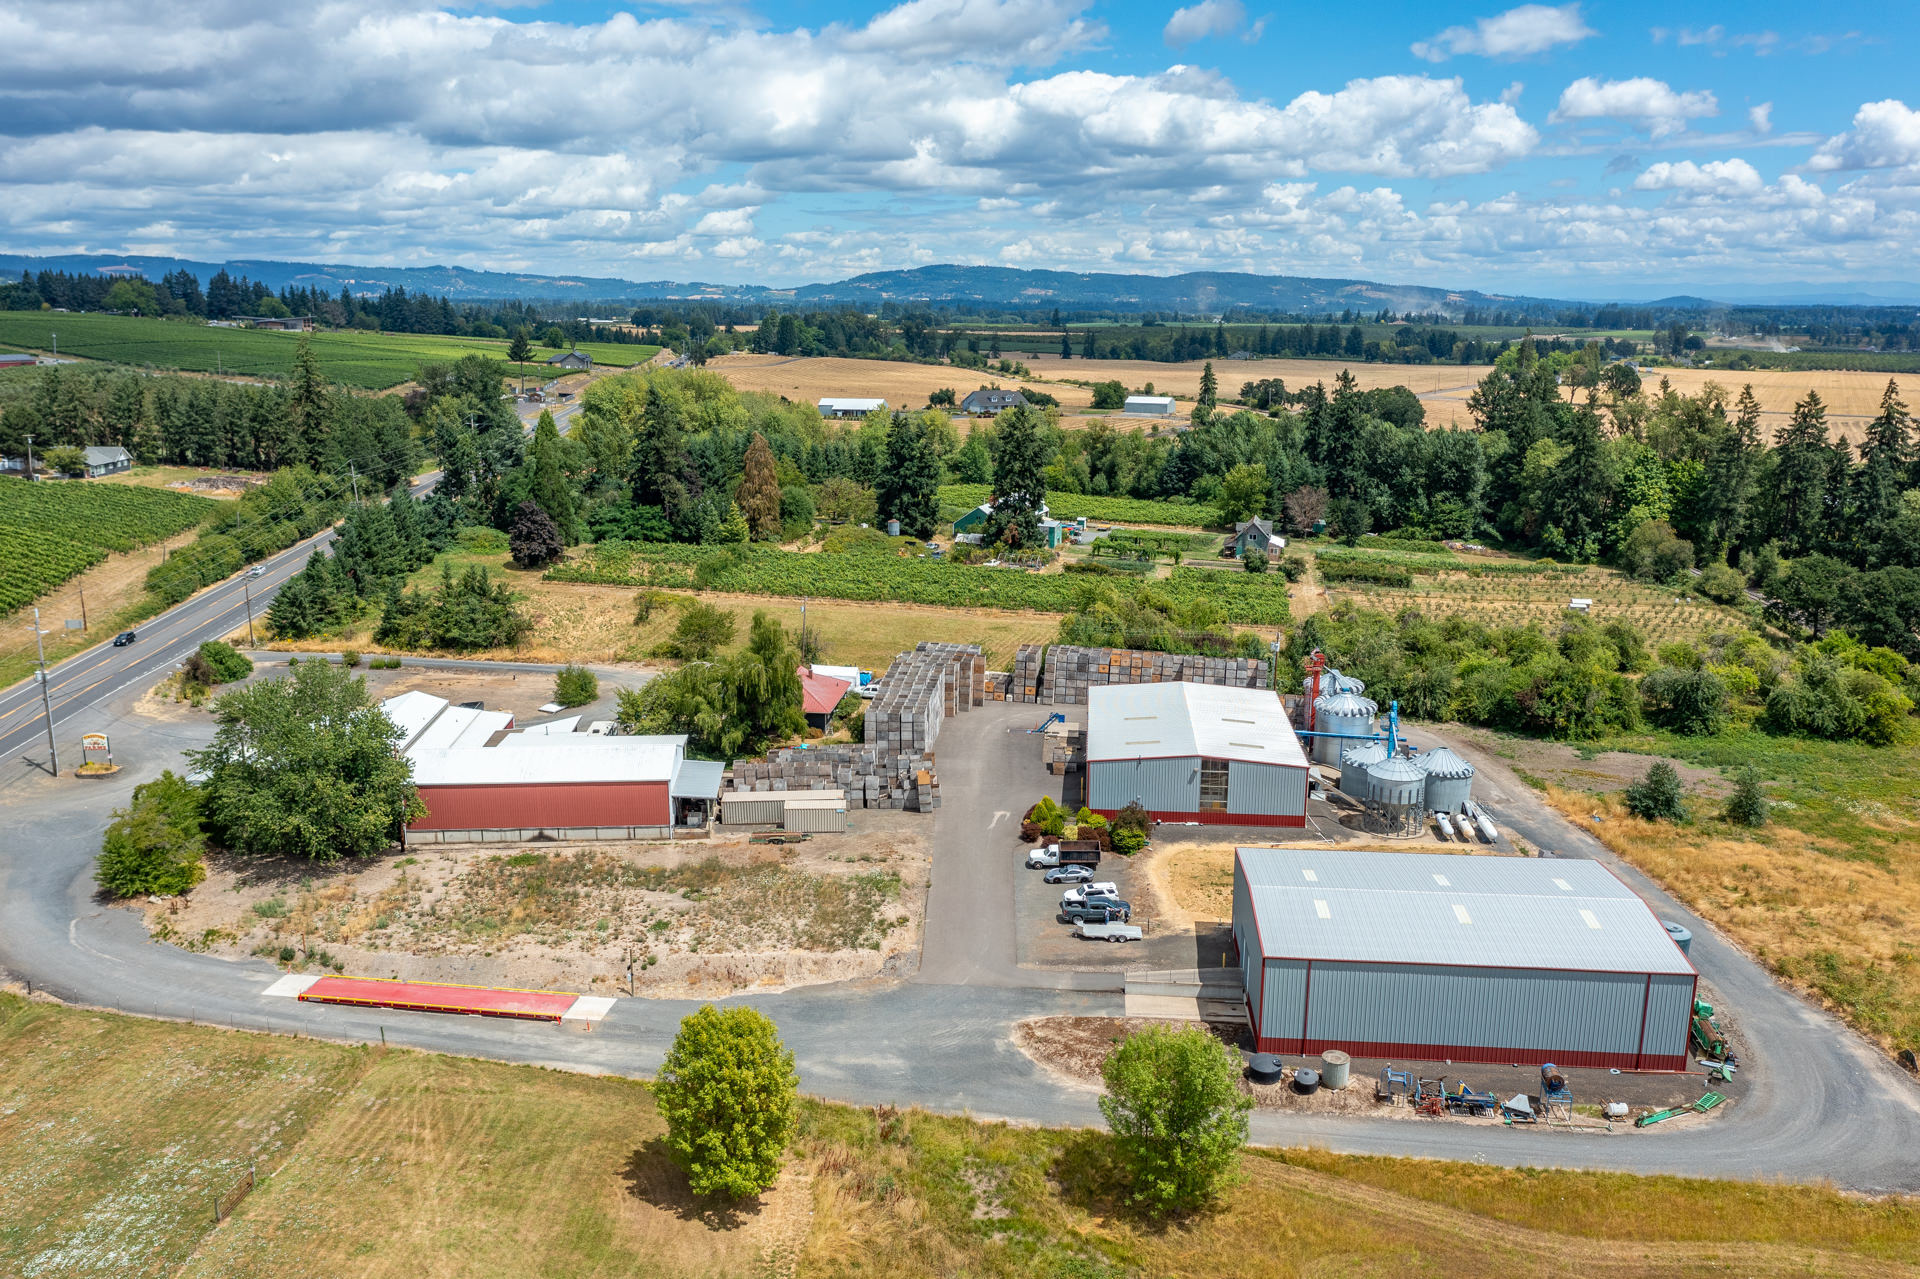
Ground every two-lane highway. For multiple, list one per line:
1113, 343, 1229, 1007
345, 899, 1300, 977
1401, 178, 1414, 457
0, 471, 439, 771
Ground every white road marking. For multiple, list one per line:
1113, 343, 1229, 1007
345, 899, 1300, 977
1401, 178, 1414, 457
990, 811, 1009, 826
68, 919, 124, 966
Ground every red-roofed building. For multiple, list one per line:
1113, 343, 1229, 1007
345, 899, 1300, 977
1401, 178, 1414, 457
797, 665, 854, 730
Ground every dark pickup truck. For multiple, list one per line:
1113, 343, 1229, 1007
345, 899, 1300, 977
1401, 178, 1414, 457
1059, 897, 1131, 924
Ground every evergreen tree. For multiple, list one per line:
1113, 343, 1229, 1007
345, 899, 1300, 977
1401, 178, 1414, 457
1547, 407, 1612, 559
508, 327, 532, 364
288, 333, 330, 444
1060, 330, 1073, 359
876, 413, 941, 539
527, 409, 577, 541
1723, 767, 1769, 828
736, 432, 783, 540
1625, 761, 1688, 823
985, 402, 1049, 547
1697, 384, 1763, 556
1852, 379, 1912, 565
1081, 328, 1095, 359
1769, 391, 1832, 554
1197, 361, 1218, 412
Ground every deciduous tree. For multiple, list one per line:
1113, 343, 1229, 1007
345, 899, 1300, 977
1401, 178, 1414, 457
655, 1005, 798, 1200
1099, 1022, 1251, 1217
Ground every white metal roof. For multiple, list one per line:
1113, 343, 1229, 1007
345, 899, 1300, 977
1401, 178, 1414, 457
1086, 682, 1306, 769
408, 739, 682, 786
380, 690, 448, 750
410, 704, 487, 752
1122, 395, 1175, 411
497, 731, 687, 750
517, 715, 582, 737
811, 664, 863, 686
817, 397, 887, 412
670, 758, 726, 800
1237, 847, 1694, 975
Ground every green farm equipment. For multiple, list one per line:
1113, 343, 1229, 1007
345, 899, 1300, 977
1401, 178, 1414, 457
1634, 1091, 1727, 1129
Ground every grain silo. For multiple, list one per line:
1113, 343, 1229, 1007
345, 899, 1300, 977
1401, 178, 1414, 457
1311, 690, 1377, 764
1363, 753, 1426, 836
1419, 746, 1476, 813
1337, 740, 1386, 794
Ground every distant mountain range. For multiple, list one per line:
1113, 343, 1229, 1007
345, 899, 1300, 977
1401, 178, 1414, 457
4, 252, 1915, 312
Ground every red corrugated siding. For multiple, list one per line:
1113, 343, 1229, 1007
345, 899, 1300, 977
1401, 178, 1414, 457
1092, 807, 1304, 828
413, 781, 669, 830
1249, 1034, 1688, 1073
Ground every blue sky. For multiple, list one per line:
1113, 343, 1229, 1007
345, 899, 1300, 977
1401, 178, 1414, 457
4, 1, 1917, 297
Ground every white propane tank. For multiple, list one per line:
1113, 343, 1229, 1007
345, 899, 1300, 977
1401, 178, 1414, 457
1435, 811, 1456, 841
1605, 1101, 1630, 1119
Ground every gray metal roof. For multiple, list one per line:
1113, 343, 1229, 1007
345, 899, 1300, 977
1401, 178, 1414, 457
1418, 746, 1475, 779
1237, 847, 1694, 975
1087, 682, 1307, 769
1315, 690, 1376, 716
670, 758, 725, 800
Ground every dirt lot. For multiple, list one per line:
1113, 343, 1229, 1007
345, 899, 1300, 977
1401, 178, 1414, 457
1013, 1015, 1739, 1132
1438, 724, 1735, 801
142, 814, 930, 998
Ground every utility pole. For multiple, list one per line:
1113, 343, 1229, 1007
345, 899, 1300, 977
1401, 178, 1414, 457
243, 579, 256, 646
24, 433, 34, 482
31, 608, 59, 776
349, 462, 359, 503
79, 587, 86, 630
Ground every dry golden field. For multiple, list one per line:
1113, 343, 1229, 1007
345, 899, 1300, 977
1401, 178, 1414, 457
709, 352, 1904, 442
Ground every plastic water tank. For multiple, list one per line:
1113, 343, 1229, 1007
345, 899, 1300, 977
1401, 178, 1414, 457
1364, 754, 1427, 806
1419, 746, 1476, 813
1338, 740, 1387, 794
1313, 690, 1378, 765
1246, 1053, 1285, 1085
1292, 1067, 1321, 1095
1663, 920, 1693, 955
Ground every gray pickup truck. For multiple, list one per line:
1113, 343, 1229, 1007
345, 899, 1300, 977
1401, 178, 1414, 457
1059, 897, 1131, 924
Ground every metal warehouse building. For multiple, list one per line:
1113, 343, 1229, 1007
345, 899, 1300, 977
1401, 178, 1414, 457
1231, 847, 1697, 1070
1085, 682, 1308, 827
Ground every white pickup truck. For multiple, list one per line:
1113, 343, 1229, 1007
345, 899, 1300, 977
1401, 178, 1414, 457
1076, 921, 1143, 943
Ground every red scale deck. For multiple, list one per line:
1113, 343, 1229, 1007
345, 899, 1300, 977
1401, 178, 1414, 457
298, 976, 578, 1021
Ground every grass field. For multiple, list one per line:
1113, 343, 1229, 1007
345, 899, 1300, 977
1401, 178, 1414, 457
0, 313, 659, 390
5, 994, 1917, 1279
1535, 726, 1920, 1056
711, 352, 1907, 443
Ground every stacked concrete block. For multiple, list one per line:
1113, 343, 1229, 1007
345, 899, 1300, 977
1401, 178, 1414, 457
1040, 646, 1269, 706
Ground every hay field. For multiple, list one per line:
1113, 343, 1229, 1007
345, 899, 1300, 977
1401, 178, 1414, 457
712, 352, 1905, 442
6, 995, 1916, 1279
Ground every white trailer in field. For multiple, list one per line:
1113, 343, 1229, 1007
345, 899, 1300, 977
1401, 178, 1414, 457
1076, 921, 1143, 943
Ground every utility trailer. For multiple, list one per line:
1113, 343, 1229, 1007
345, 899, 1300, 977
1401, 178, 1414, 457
1075, 921, 1143, 943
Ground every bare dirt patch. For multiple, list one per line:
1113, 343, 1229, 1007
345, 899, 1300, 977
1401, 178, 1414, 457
145, 816, 930, 998
1440, 724, 1732, 798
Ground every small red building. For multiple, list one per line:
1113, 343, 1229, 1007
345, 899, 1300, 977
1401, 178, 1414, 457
797, 665, 854, 731
405, 739, 682, 843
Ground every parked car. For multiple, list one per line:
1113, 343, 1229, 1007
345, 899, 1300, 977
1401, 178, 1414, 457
1059, 883, 1120, 904
112, 631, 137, 647
1076, 921, 1143, 943
1042, 865, 1092, 884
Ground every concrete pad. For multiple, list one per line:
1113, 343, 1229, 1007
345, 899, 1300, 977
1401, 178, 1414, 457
562, 995, 618, 1023
263, 973, 323, 998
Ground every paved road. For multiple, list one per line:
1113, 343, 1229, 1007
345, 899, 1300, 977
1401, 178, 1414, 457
0, 473, 439, 775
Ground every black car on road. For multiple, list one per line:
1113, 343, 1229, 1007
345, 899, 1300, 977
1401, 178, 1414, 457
112, 631, 137, 647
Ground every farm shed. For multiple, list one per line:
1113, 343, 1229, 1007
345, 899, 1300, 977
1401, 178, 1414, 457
797, 665, 854, 730
1122, 394, 1176, 417
1231, 847, 1697, 1070
817, 397, 887, 418
403, 738, 686, 844
1085, 682, 1308, 827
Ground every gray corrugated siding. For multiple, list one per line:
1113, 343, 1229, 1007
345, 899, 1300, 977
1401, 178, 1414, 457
1226, 760, 1306, 817
1304, 962, 1648, 1055
784, 805, 848, 833
1089, 756, 1197, 813
720, 796, 785, 824
1261, 958, 1308, 1044
1645, 973, 1696, 1059
1233, 866, 1262, 1024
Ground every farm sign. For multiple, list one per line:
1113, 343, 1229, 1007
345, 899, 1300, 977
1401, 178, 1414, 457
81, 732, 111, 764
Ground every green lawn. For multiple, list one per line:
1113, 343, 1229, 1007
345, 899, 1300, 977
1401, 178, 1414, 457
0, 313, 658, 389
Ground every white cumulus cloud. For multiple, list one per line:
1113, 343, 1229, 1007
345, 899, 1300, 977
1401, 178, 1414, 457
1163, 0, 1259, 48
1633, 158, 1763, 196
1550, 76, 1718, 137
1810, 99, 1920, 171
1413, 4, 1594, 62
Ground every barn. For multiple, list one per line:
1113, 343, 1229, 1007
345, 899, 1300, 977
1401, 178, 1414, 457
1231, 847, 1697, 1070
1084, 682, 1307, 827
405, 738, 686, 843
